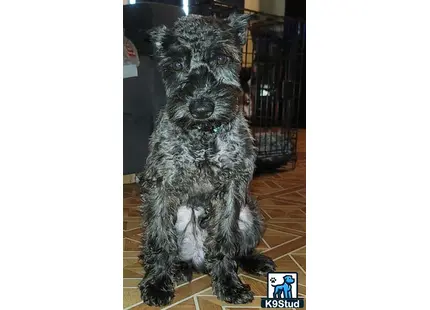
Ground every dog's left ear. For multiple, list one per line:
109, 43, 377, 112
226, 13, 251, 46
148, 24, 168, 52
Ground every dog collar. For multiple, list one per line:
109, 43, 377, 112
194, 122, 222, 133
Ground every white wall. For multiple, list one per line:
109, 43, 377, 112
246, 0, 285, 16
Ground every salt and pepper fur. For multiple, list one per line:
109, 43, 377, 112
138, 14, 276, 306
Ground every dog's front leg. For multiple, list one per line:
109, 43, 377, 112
206, 181, 254, 304
139, 187, 179, 307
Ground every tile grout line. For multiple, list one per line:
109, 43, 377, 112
288, 254, 306, 275
261, 209, 272, 219
177, 274, 208, 288
261, 238, 271, 249
266, 223, 305, 235
262, 203, 306, 209
257, 186, 306, 199
272, 245, 306, 262
124, 301, 142, 310
123, 227, 142, 233
240, 273, 267, 284
261, 236, 301, 253
289, 245, 306, 255
194, 296, 201, 310
160, 286, 215, 310
295, 191, 306, 198
124, 237, 140, 244
264, 226, 302, 236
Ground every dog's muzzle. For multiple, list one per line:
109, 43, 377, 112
189, 100, 215, 119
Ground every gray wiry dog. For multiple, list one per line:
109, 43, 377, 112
138, 13, 276, 307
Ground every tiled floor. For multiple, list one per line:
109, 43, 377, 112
123, 130, 306, 310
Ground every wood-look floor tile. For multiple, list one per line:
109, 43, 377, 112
263, 180, 283, 189
298, 284, 306, 296
197, 287, 213, 295
123, 288, 142, 309
124, 251, 140, 258
169, 297, 196, 310
267, 223, 306, 232
268, 218, 306, 224
124, 220, 141, 231
171, 275, 212, 304
198, 295, 262, 308
273, 256, 306, 286
124, 238, 141, 251
123, 269, 143, 279
278, 192, 306, 203
257, 186, 306, 200
265, 223, 305, 236
263, 237, 306, 260
125, 302, 157, 310
291, 246, 306, 255
262, 228, 300, 247
240, 275, 268, 296
124, 227, 143, 239
262, 208, 305, 219
291, 254, 306, 272
124, 278, 140, 288
197, 297, 223, 310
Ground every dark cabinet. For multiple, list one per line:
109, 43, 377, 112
123, 3, 185, 175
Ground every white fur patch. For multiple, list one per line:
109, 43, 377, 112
175, 206, 207, 268
175, 205, 253, 268
238, 205, 253, 231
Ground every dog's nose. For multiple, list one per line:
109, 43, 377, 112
189, 100, 214, 119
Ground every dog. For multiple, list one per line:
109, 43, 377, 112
271, 275, 295, 299
137, 13, 276, 307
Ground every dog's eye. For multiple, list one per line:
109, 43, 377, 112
172, 61, 183, 71
216, 55, 228, 65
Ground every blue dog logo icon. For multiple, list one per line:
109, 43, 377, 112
262, 272, 304, 308
270, 275, 295, 299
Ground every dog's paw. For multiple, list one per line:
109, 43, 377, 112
213, 281, 254, 304
239, 253, 276, 276
139, 276, 175, 306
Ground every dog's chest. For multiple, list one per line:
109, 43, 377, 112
175, 206, 208, 270
179, 136, 237, 186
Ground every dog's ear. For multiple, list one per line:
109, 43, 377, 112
148, 24, 168, 52
226, 13, 251, 46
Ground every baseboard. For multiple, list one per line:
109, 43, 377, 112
123, 174, 136, 184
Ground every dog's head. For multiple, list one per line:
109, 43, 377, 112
149, 13, 250, 129
283, 275, 295, 284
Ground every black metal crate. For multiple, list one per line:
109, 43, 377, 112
192, 1, 306, 171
